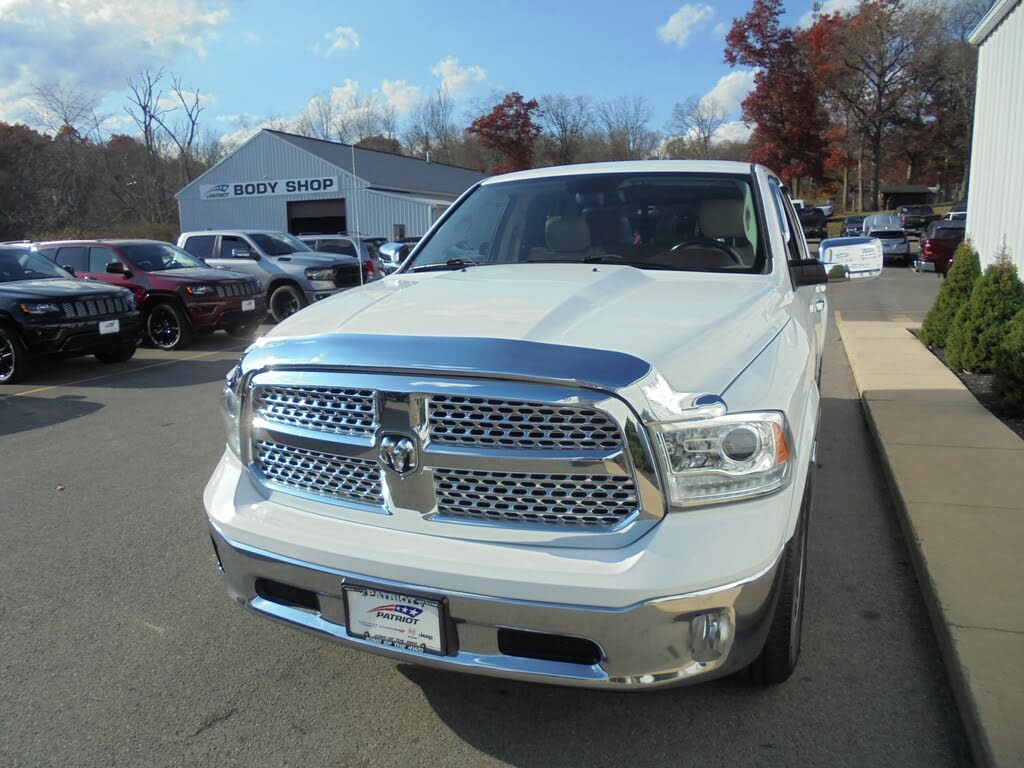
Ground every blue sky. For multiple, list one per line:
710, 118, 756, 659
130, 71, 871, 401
0, 0, 845, 143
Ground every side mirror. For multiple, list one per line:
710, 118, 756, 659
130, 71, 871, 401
61, 264, 76, 276
397, 244, 412, 261
817, 237, 884, 281
106, 261, 129, 275
232, 247, 258, 260
790, 258, 828, 287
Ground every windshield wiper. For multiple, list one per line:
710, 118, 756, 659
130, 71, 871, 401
525, 256, 677, 270
409, 257, 479, 272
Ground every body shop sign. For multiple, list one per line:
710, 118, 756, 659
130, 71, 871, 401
200, 176, 338, 200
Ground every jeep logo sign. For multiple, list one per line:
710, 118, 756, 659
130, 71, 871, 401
200, 176, 338, 200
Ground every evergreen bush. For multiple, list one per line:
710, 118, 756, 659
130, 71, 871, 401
994, 309, 1024, 414
920, 242, 981, 348
945, 260, 1024, 373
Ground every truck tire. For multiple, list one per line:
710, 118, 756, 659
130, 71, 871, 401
146, 302, 193, 351
749, 475, 810, 685
269, 284, 306, 323
95, 344, 137, 364
0, 324, 29, 384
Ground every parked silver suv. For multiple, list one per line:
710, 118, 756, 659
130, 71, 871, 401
177, 230, 357, 322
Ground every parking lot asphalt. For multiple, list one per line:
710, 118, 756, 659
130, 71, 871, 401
0, 267, 969, 768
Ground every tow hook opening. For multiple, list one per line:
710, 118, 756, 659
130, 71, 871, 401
497, 628, 602, 666
255, 578, 321, 613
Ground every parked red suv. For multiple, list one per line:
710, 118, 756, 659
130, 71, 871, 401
37, 240, 265, 350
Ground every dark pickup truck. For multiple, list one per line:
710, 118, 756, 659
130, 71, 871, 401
797, 206, 828, 240
915, 221, 966, 276
896, 205, 940, 236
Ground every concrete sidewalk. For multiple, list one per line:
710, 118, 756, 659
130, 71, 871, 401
837, 314, 1024, 768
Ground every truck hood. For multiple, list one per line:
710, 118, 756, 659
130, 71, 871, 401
264, 264, 789, 396
149, 267, 252, 283
267, 252, 347, 267
0, 278, 130, 301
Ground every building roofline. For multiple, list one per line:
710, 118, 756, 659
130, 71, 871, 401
969, 0, 1021, 44
264, 129, 483, 174
174, 129, 266, 199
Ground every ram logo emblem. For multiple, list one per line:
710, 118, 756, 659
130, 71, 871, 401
379, 435, 418, 476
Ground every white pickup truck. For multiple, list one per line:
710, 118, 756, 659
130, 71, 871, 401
205, 161, 882, 689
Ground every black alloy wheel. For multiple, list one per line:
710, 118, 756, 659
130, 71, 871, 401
147, 303, 192, 351
269, 284, 305, 323
0, 325, 27, 384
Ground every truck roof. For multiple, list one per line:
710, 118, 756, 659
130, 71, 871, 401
483, 160, 755, 185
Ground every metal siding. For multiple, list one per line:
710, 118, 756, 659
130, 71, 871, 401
967, 1, 1024, 271
178, 132, 435, 237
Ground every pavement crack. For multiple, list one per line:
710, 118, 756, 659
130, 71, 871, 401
190, 706, 238, 738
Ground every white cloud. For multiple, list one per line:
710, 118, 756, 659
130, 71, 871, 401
381, 79, 422, 114
797, 0, 859, 27
0, 0, 230, 122
431, 56, 486, 96
701, 69, 757, 116
713, 21, 730, 36
657, 4, 716, 48
244, 31, 262, 45
314, 26, 360, 57
716, 120, 753, 143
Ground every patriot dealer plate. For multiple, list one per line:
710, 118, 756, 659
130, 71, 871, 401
344, 586, 445, 655
242, 299, 256, 311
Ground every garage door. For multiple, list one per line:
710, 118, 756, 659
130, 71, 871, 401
288, 198, 346, 235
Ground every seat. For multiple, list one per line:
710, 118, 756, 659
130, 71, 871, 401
696, 199, 755, 265
527, 216, 604, 261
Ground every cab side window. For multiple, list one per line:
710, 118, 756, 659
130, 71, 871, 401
767, 179, 807, 263
55, 246, 88, 273
316, 239, 357, 257
88, 247, 119, 273
183, 235, 215, 259
219, 236, 247, 259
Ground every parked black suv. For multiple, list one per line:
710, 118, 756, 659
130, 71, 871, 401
0, 245, 142, 384
797, 206, 828, 239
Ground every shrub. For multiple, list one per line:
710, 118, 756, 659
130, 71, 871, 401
920, 242, 981, 347
994, 309, 1024, 414
945, 261, 1024, 372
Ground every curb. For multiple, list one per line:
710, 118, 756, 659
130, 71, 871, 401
859, 398, 993, 768
835, 313, 1019, 768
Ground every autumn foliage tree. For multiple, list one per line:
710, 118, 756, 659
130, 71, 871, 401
468, 92, 541, 174
725, 0, 829, 190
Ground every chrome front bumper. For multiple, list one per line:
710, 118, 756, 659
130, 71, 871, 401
913, 260, 936, 272
209, 525, 783, 689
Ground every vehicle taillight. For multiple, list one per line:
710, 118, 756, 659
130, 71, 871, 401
364, 259, 375, 278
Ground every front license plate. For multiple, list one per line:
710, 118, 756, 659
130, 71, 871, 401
344, 587, 445, 655
98, 319, 119, 335
241, 299, 256, 311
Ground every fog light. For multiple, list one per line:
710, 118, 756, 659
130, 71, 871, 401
689, 610, 732, 662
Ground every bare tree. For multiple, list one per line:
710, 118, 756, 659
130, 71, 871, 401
404, 88, 458, 162
597, 96, 658, 160
29, 81, 104, 139
539, 94, 591, 164
668, 97, 727, 160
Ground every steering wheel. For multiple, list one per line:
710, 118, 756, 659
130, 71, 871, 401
670, 238, 744, 265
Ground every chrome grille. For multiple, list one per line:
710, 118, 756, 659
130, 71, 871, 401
434, 468, 638, 527
61, 296, 130, 319
428, 395, 623, 451
254, 386, 377, 436
255, 440, 382, 505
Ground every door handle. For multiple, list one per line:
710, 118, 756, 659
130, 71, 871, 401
811, 299, 826, 313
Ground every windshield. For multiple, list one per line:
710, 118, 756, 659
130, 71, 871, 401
121, 243, 207, 271
251, 233, 312, 255
406, 172, 766, 274
846, 216, 865, 225
0, 248, 71, 282
905, 206, 934, 215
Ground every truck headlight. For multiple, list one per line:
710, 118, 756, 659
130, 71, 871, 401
305, 267, 334, 281
222, 365, 243, 458
185, 284, 216, 296
654, 411, 792, 507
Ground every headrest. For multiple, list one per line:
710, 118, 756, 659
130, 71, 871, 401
699, 199, 748, 239
546, 216, 591, 253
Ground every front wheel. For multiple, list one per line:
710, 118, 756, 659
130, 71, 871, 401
146, 303, 192, 351
749, 478, 810, 685
95, 344, 137, 364
0, 325, 29, 384
269, 284, 306, 323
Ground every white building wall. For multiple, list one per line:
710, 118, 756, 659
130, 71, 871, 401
176, 132, 435, 237
967, 0, 1024, 271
